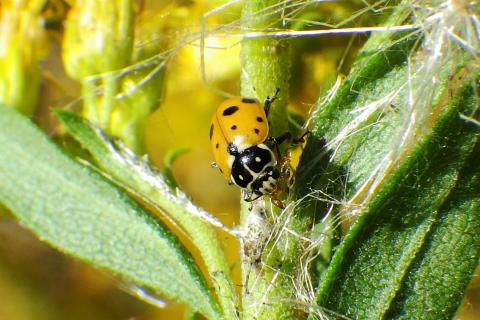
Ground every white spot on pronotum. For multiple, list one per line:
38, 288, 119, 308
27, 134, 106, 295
239, 174, 244, 180
255, 157, 261, 162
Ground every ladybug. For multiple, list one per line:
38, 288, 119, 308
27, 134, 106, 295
209, 91, 286, 208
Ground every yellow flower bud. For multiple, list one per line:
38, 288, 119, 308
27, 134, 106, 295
108, 9, 169, 153
62, 0, 135, 79
0, 0, 48, 116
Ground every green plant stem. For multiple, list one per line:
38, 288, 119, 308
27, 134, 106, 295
82, 76, 120, 130
239, 1, 313, 319
82, 80, 99, 126
240, 1, 290, 137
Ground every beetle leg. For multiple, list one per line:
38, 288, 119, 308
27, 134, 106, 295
271, 198, 285, 209
266, 132, 292, 158
243, 190, 262, 202
263, 87, 280, 116
292, 130, 310, 146
274, 132, 292, 145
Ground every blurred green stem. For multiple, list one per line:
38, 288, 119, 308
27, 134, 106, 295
82, 76, 119, 131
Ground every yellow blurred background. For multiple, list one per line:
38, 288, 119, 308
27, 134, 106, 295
0, 0, 478, 319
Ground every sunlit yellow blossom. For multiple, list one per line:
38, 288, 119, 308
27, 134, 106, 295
0, 0, 48, 116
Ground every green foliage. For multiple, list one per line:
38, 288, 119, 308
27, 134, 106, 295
163, 147, 191, 191
55, 110, 237, 320
315, 81, 480, 320
298, 3, 480, 320
0, 1, 478, 320
0, 107, 219, 319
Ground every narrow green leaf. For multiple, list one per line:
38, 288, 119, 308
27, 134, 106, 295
163, 147, 190, 191
316, 82, 480, 319
387, 139, 480, 319
297, 4, 480, 319
55, 110, 238, 320
0, 106, 219, 319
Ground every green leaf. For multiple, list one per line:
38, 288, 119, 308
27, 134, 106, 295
163, 147, 190, 191
55, 110, 237, 320
298, 5, 480, 319
316, 83, 480, 319
0, 106, 219, 320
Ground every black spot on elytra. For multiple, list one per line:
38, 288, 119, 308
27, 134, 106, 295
241, 97, 256, 103
223, 106, 239, 116
209, 124, 214, 140
215, 143, 219, 149
254, 128, 260, 134
231, 125, 237, 130
256, 117, 263, 122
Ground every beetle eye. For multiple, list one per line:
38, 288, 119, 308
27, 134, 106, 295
227, 143, 239, 155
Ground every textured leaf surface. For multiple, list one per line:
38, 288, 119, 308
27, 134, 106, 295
298, 6, 480, 320
316, 84, 480, 319
0, 107, 219, 319
55, 110, 236, 319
